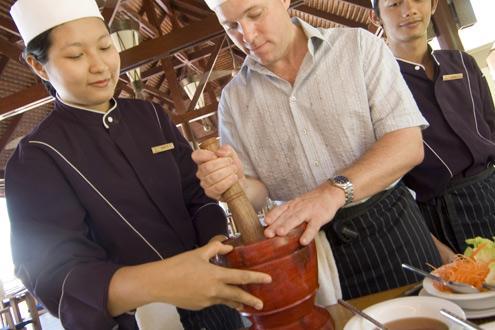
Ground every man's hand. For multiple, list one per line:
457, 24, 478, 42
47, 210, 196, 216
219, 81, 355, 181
263, 182, 346, 245
192, 145, 244, 201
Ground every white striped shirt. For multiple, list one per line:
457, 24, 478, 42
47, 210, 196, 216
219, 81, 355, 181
219, 18, 427, 202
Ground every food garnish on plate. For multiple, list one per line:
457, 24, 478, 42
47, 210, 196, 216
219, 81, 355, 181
431, 237, 495, 292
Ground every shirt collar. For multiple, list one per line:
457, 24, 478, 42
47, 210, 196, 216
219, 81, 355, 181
395, 45, 440, 69
293, 17, 328, 57
55, 95, 118, 128
241, 17, 328, 74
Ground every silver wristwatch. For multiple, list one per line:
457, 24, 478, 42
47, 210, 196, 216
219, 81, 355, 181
328, 175, 354, 206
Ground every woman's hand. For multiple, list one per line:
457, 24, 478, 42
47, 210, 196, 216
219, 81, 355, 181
108, 241, 272, 316
157, 241, 271, 311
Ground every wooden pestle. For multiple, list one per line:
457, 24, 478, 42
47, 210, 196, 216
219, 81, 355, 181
199, 137, 266, 244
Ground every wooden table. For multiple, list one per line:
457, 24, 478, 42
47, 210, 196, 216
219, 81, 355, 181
327, 284, 495, 329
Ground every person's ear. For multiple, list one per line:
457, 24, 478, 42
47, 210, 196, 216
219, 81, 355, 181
25, 55, 49, 81
369, 10, 382, 28
431, 0, 439, 15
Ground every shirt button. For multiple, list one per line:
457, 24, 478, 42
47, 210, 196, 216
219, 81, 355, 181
289, 96, 296, 102
414, 65, 421, 71
314, 161, 320, 167
107, 116, 114, 123
303, 129, 308, 135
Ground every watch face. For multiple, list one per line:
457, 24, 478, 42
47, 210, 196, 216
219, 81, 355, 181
333, 175, 349, 184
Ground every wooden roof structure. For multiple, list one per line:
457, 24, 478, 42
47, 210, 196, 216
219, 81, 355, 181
0, 0, 462, 195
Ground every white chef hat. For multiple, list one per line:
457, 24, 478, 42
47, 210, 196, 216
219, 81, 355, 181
10, 0, 104, 46
204, 0, 229, 10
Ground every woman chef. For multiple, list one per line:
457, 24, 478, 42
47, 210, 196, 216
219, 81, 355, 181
6, 0, 270, 329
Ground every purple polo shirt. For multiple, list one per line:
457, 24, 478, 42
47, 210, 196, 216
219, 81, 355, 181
399, 50, 495, 202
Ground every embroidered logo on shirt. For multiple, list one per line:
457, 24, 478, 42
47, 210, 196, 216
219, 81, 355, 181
442, 73, 464, 81
151, 143, 175, 154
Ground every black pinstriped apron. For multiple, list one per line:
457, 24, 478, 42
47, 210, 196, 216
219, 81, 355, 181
417, 165, 495, 253
324, 182, 442, 300
178, 305, 242, 330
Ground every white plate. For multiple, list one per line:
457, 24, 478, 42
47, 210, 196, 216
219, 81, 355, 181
481, 321, 495, 330
343, 296, 465, 330
423, 278, 495, 310
420, 289, 495, 319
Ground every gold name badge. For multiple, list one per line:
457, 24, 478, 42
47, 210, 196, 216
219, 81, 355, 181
442, 73, 464, 81
151, 143, 175, 154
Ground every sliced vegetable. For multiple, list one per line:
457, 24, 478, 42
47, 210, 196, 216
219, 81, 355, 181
464, 237, 495, 264
432, 255, 489, 292
486, 262, 495, 286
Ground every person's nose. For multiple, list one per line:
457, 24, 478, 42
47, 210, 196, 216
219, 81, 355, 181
238, 20, 257, 46
88, 53, 107, 74
401, 0, 419, 18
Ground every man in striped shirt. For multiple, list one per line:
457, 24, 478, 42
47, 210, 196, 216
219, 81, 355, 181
193, 0, 442, 299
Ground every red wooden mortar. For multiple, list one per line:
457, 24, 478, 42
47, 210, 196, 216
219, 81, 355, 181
200, 138, 334, 330
219, 226, 333, 330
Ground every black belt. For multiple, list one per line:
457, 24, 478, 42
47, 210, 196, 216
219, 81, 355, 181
324, 182, 403, 243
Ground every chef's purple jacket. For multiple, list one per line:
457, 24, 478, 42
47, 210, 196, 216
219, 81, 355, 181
399, 50, 495, 201
5, 98, 227, 329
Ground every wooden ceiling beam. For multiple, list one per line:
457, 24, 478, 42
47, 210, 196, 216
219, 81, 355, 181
171, 102, 218, 125
0, 17, 21, 38
0, 36, 22, 62
172, 6, 204, 20
0, 84, 53, 120
142, 85, 175, 106
120, 3, 160, 38
0, 15, 226, 120
0, 55, 9, 76
172, 0, 211, 18
187, 36, 225, 112
162, 57, 187, 113
154, 0, 183, 28
139, 41, 235, 82
340, 0, 372, 9
296, 5, 368, 29
154, 0, 173, 15
101, 0, 122, 26
120, 14, 225, 72
144, 0, 206, 78
143, 0, 163, 33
